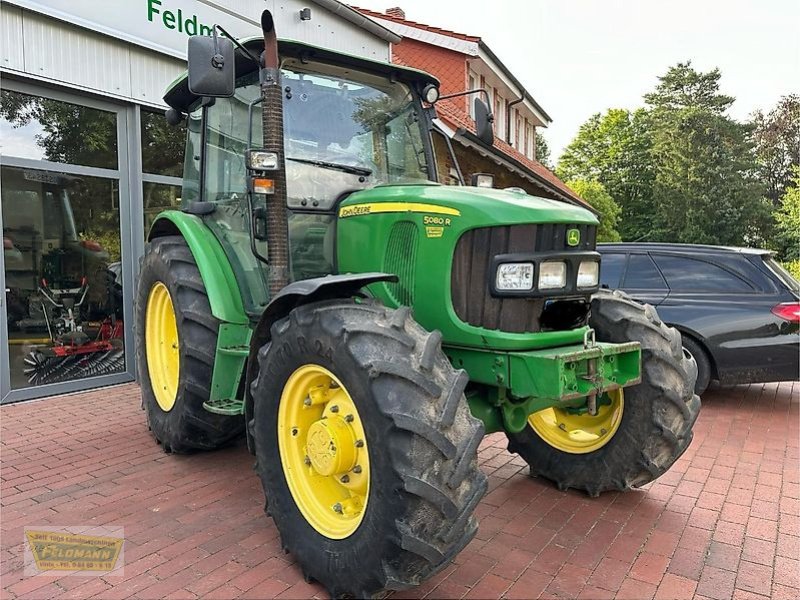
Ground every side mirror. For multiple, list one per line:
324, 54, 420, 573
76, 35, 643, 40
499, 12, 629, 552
187, 33, 235, 98
474, 98, 494, 146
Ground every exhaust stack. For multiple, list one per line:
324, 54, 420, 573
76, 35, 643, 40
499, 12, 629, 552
260, 10, 290, 296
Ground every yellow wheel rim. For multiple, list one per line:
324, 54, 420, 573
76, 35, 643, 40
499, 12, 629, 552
145, 282, 180, 412
278, 364, 370, 539
528, 389, 624, 454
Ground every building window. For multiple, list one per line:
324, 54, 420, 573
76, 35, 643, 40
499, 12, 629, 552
141, 109, 186, 236
1, 89, 125, 391
494, 94, 504, 140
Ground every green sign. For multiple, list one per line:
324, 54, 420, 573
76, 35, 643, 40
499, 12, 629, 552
567, 228, 581, 246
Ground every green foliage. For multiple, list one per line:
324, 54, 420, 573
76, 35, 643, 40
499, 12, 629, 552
565, 179, 621, 242
558, 61, 771, 247
783, 260, 800, 281
557, 108, 654, 240
774, 168, 800, 260
534, 130, 552, 168
751, 94, 800, 205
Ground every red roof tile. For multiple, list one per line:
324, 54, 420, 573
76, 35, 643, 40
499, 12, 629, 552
352, 6, 481, 43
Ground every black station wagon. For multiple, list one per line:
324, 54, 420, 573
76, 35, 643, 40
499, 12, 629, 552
598, 243, 800, 394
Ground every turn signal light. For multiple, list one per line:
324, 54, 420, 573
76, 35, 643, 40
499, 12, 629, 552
252, 177, 275, 195
771, 303, 800, 322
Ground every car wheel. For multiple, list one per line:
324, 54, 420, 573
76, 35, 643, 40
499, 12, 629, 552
681, 335, 711, 396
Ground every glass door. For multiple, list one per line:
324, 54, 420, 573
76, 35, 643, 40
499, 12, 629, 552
1, 82, 134, 403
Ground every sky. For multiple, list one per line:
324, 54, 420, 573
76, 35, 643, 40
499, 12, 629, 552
355, 0, 800, 162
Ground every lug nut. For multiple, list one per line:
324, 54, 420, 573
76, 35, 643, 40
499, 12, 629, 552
558, 423, 567, 431
330, 405, 340, 413
345, 414, 354, 423
340, 474, 350, 483
353, 465, 362, 474
355, 440, 364, 448
332, 503, 343, 514
303, 397, 311, 406
304, 455, 311, 465
291, 428, 298, 436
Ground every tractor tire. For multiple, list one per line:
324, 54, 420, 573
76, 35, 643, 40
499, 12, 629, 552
507, 289, 701, 497
135, 236, 244, 453
251, 299, 487, 598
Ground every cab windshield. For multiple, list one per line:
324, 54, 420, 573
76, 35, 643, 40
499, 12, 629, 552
281, 57, 430, 185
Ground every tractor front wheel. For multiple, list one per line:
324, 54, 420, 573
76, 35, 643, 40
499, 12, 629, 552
251, 300, 487, 598
507, 289, 701, 496
135, 236, 243, 453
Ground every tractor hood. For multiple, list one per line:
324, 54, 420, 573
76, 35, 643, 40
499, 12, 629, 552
338, 184, 599, 227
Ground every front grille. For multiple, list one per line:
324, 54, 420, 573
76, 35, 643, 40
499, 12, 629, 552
384, 221, 418, 306
450, 224, 597, 333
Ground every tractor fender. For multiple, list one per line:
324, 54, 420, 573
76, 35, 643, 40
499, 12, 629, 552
244, 272, 398, 453
148, 211, 248, 325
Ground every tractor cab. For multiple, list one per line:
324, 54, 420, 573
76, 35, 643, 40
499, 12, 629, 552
162, 38, 447, 313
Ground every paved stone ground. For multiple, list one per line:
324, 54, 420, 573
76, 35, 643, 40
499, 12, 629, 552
1, 381, 798, 600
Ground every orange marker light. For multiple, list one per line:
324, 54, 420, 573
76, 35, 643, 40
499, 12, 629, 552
252, 177, 275, 195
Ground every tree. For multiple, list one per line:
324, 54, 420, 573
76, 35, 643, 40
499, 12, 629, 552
534, 130, 552, 168
556, 108, 654, 240
750, 94, 800, 205
565, 179, 621, 242
643, 61, 734, 113
774, 167, 800, 260
645, 62, 768, 245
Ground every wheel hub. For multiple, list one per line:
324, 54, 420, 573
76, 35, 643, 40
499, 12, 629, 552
145, 281, 180, 412
306, 416, 357, 477
278, 364, 370, 539
528, 388, 625, 454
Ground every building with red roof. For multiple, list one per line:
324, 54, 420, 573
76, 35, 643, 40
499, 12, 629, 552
354, 6, 589, 209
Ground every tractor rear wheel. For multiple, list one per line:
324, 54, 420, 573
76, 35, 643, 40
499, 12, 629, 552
135, 236, 243, 453
251, 300, 487, 598
507, 289, 701, 496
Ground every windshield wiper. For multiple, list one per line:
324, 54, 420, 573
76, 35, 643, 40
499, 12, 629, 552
287, 157, 372, 177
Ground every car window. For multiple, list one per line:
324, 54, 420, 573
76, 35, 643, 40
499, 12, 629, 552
652, 254, 754, 292
763, 256, 800, 293
623, 254, 667, 289
600, 253, 626, 288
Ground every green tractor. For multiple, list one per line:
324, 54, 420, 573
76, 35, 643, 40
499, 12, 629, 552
135, 11, 700, 597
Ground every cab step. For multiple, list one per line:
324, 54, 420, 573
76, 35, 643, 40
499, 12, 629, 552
203, 397, 244, 415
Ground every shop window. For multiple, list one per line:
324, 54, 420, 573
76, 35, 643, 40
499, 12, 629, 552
141, 109, 185, 177
140, 109, 187, 236
2, 166, 124, 390
0, 90, 117, 169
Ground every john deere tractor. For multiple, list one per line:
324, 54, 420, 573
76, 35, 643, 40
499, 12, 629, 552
135, 11, 700, 597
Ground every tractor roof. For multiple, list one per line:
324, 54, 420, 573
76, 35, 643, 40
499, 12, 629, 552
164, 37, 440, 113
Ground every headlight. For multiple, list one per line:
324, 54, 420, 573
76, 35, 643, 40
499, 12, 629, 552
496, 262, 534, 291
246, 150, 279, 170
577, 261, 600, 288
538, 261, 567, 290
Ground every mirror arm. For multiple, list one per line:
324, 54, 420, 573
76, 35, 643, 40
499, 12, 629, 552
439, 88, 492, 108
214, 24, 262, 66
